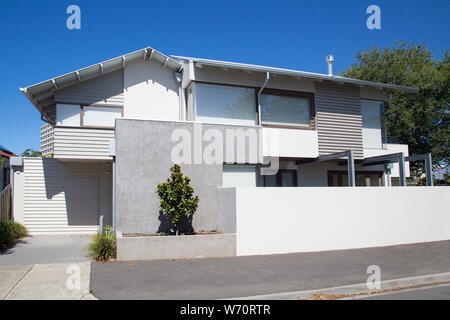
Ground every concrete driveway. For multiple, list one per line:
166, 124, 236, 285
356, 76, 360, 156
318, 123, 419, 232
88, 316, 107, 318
0, 235, 92, 266
0, 262, 93, 300
0, 235, 95, 300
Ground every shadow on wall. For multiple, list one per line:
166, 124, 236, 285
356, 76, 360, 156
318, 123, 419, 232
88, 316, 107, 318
157, 210, 194, 234
41, 159, 112, 226
55, 69, 124, 106
124, 59, 178, 96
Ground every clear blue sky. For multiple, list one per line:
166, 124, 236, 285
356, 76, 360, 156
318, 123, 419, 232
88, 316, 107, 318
1, 0, 448, 155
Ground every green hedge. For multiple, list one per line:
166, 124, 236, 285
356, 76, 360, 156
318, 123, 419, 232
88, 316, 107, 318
0, 221, 28, 250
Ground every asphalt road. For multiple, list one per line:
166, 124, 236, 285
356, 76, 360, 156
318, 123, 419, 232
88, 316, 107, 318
360, 284, 450, 300
91, 240, 450, 300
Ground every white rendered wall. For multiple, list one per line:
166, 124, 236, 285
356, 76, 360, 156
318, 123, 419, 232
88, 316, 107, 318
235, 187, 450, 256
124, 59, 180, 121
364, 143, 410, 178
262, 127, 319, 158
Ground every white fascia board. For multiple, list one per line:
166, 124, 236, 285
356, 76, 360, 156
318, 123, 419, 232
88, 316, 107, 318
171, 55, 419, 93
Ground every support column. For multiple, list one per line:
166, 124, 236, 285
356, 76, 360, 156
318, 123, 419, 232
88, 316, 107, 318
112, 156, 116, 231
425, 153, 433, 186
398, 152, 406, 187
347, 150, 355, 187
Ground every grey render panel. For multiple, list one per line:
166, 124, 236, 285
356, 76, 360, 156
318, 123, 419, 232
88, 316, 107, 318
315, 82, 364, 159
116, 233, 236, 260
115, 119, 262, 235
54, 69, 124, 106
217, 188, 236, 233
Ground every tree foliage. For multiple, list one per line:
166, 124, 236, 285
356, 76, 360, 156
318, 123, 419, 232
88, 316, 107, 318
342, 41, 449, 174
21, 148, 42, 157
156, 164, 199, 235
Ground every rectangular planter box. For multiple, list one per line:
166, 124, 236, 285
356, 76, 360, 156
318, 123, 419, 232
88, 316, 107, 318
116, 232, 236, 261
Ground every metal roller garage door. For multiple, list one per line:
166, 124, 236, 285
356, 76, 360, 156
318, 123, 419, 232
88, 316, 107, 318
23, 158, 111, 235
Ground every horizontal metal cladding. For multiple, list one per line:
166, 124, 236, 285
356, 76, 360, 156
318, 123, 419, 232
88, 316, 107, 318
53, 127, 114, 159
54, 69, 124, 106
315, 82, 363, 159
22, 158, 109, 235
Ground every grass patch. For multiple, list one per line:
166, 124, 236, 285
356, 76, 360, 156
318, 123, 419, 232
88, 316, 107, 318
87, 226, 117, 262
0, 221, 28, 250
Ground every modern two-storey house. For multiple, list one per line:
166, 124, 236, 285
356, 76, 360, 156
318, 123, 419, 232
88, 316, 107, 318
12, 45, 432, 240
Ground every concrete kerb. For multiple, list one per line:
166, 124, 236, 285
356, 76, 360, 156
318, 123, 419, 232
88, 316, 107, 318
222, 272, 450, 300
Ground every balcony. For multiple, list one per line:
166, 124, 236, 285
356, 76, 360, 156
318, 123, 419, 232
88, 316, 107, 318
53, 127, 114, 160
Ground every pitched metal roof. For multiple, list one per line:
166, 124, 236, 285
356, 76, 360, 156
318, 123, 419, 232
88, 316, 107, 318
172, 55, 419, 93
0, 144, 17, 157
20, 46, 183, 122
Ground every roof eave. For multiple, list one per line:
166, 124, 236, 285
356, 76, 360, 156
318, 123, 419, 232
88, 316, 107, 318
172, 55, 419, 93
21, 47, 184, 122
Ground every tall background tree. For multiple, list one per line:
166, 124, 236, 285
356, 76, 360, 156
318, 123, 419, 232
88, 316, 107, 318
21, 149, 41, 157
341, 41, 449, 176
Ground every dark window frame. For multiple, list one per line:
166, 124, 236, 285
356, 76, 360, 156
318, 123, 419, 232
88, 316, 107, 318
260, 88, 316, 130
55, 102, 123, 129
263, 169, 298, 187
327, 170, 384, 187
189, 81, 316, 129
189, 81, 259, 125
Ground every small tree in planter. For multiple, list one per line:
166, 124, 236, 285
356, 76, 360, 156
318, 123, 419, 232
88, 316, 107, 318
157, 164, 199, 235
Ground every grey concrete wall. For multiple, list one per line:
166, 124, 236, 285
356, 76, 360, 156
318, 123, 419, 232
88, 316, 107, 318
217, 188, 236, 233
116, 232, 236, 261
115, 119, 262, 234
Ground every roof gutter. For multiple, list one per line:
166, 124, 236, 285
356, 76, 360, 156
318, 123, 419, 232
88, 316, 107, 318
21, 46, 184, 122
257, 72, 270, 126
174, 72, 183, 121
172, 56, 419, 93
20, 87, 47, 119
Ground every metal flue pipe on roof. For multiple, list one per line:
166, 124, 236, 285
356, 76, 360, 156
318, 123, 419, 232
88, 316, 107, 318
326, 55, 334, 76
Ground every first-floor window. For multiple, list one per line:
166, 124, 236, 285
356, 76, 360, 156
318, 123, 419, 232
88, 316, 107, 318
261, 89, 313, 128
56, 104, 81, 126
55, 103, 122, 127
192, 82, 257, 126
361, 99, 386, 149
82, 106, 122, 127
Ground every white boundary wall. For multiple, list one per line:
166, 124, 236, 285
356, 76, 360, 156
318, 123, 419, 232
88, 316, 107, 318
235, 187, 450, 256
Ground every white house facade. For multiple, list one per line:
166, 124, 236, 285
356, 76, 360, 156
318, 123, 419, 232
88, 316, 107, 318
9, 45, 448, 257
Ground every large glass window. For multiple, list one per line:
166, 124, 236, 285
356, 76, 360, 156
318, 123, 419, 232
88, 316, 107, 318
361, 99, 385, 149
56, 104, 81, 126
261, 91, 312, 127
83, 106, 122, 127
193, 83, 256, 125
56, 104, 122, 127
